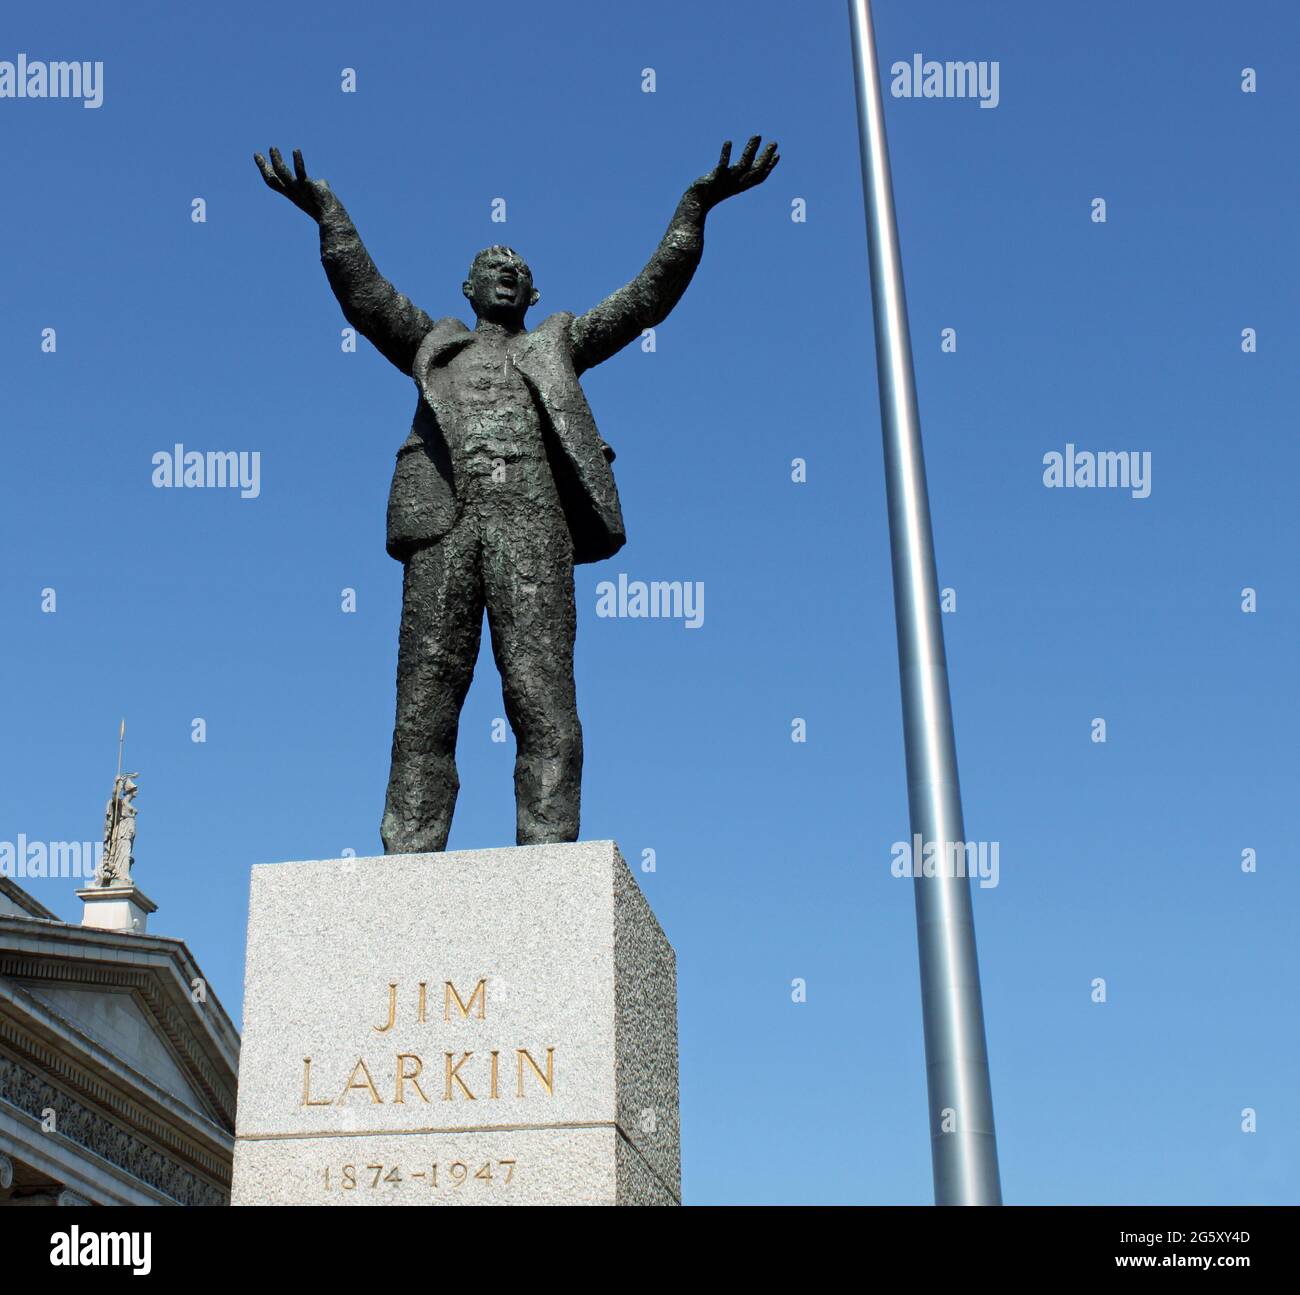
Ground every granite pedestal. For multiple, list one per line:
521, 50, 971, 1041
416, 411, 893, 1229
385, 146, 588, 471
231, 841, 678, 1205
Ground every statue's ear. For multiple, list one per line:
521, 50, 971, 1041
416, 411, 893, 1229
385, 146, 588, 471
462, 279, 473, 301
529, 287, 540, 306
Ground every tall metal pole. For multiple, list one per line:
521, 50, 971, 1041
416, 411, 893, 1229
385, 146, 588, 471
847, 0, 1002, 1205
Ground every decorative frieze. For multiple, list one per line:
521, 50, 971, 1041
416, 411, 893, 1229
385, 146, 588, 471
0, 1054, 227, 1207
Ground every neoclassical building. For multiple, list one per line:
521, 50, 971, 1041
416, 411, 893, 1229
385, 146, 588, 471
0, 875, 238, 1205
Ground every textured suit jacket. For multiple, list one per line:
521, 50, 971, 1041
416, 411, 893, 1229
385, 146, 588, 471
386, 312, 626, 566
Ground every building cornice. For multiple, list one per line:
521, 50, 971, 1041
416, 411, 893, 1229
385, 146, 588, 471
0, 916, 239, 1118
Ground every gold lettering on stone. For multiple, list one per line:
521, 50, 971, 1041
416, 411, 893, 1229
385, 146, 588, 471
445, 1051, 476, 1100
441, 1045, 478, 1097
516, 1047, 555, 1098
444, 979, 487, 1021
289, 982, 562, 1107
395, 1053, 430, 1104
339, 1057, 384, 1104
373, 982, 397, 1033
301, 1056, 333, 1107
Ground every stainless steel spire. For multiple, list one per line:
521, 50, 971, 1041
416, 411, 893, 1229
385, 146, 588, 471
847, 0, 1002, 1205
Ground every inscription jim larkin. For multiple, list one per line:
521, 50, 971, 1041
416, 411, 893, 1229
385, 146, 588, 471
301, 979, 556, 1107
254, 139, 778, 851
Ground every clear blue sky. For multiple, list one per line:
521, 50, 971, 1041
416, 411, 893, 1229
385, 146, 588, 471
3, 0, 1296, 1205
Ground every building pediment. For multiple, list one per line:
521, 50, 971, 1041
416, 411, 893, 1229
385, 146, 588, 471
0, 879, 57, 922
0, 902, 239, 1205
18, 985, 214, 1118
0, 916, 238, 1131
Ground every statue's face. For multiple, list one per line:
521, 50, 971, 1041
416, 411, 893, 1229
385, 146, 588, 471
463, 246, 538, 325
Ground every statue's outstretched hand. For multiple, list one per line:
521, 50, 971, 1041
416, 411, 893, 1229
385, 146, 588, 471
692, 136, 779, 210
254, 147, 333, 221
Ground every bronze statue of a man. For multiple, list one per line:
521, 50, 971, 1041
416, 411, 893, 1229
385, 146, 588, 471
255, 137, 778, 852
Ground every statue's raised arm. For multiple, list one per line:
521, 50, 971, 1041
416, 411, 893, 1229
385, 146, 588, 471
569, 136, 779, 376
254, 147, 434, 375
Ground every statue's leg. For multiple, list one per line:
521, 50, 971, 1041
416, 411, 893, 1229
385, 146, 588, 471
381, 522, 484, 853
483, 512, 581, 846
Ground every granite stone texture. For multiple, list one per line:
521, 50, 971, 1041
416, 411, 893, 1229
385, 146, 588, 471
231, 841, 678, 1205
234, 1126, 674, 1207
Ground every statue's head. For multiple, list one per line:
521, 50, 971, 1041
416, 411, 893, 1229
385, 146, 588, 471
463, 245, 538, 328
